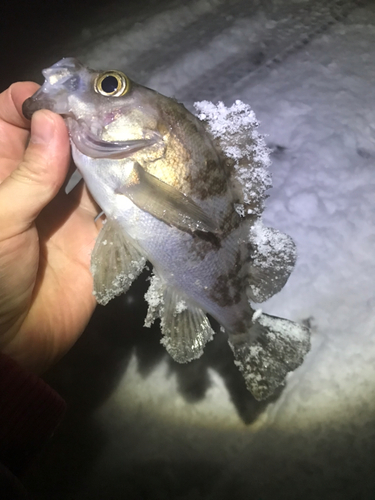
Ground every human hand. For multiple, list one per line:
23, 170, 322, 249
0, 82, 100, 373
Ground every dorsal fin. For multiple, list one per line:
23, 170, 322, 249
247, 223, 297, 302
195, 101, 297, 302
194, 100, 272, 218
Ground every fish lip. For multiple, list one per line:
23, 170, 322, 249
22, 96, 76, 122
22, 95, 60, 120
22, 97, 36, 120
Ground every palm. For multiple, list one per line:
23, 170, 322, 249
0, 82, 100, 372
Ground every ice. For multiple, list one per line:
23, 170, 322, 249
174, 299, 188, 314
252, 308, 262, 321
287, 191, 319, 220
81, 0, 227, 71
195, 100, 258, 141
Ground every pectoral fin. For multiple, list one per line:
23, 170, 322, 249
117, 163, 218, 234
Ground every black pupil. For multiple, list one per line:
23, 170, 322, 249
101, 75, 119, 93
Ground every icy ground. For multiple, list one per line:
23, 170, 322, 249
13, 0, 375, 498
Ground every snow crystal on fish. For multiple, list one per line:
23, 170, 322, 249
194, 100, 272, 216
144, 273, 164, 328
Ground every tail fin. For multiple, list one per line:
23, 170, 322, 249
228, 313, 311, 400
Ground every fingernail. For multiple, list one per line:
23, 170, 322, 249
30, 110, 55, 145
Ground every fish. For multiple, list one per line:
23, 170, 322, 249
23, 57, 310, 400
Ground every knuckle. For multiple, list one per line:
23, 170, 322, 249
11, 151, 54, 190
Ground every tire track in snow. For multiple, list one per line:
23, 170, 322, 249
78, 0, 233, 73
143, 0, 366, 103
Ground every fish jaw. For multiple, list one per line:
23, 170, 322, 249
22, 58, 90, 119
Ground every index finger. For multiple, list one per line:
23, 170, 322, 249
0, 82, 40, 129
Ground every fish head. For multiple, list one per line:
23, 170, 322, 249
23, 57, 162, 158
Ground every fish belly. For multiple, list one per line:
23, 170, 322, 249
116, 201, 251, 332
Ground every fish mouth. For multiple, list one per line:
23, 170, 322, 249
22, 95, 60, 120
68, 119, 161, 159
22, 97, 41, 120
23, 87, 162, 160
23, 58, 86, 120
22, 96, 158, 159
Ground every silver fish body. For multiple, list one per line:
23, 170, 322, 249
23, 58, 310, 400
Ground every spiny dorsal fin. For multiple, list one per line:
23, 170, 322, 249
194, 100, 272, 218
196, 102, 297, 303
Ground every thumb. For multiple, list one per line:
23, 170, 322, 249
0, 109, 70, 240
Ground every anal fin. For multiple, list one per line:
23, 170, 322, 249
144, 277, 215, 363
91, 219, 146, 305
161, 290, 215, 363
228, 313, 311, 400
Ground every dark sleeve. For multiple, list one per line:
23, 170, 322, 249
0, 352, 66, 477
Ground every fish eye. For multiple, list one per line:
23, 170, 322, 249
94, 71, 129, 97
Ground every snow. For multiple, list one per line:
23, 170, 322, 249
252, 308, 262, 322
17, 1, 375, 498
195, 100, 259, 144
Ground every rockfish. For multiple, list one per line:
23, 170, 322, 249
23, 58, 310, 400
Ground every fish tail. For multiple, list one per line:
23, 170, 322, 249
228, 312, 311, 400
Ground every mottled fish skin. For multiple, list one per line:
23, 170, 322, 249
23, 58, 310, 400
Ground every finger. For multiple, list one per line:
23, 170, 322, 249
0, 109, 70, 240
0, 82, 40, 129
0, 83, 41, 170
